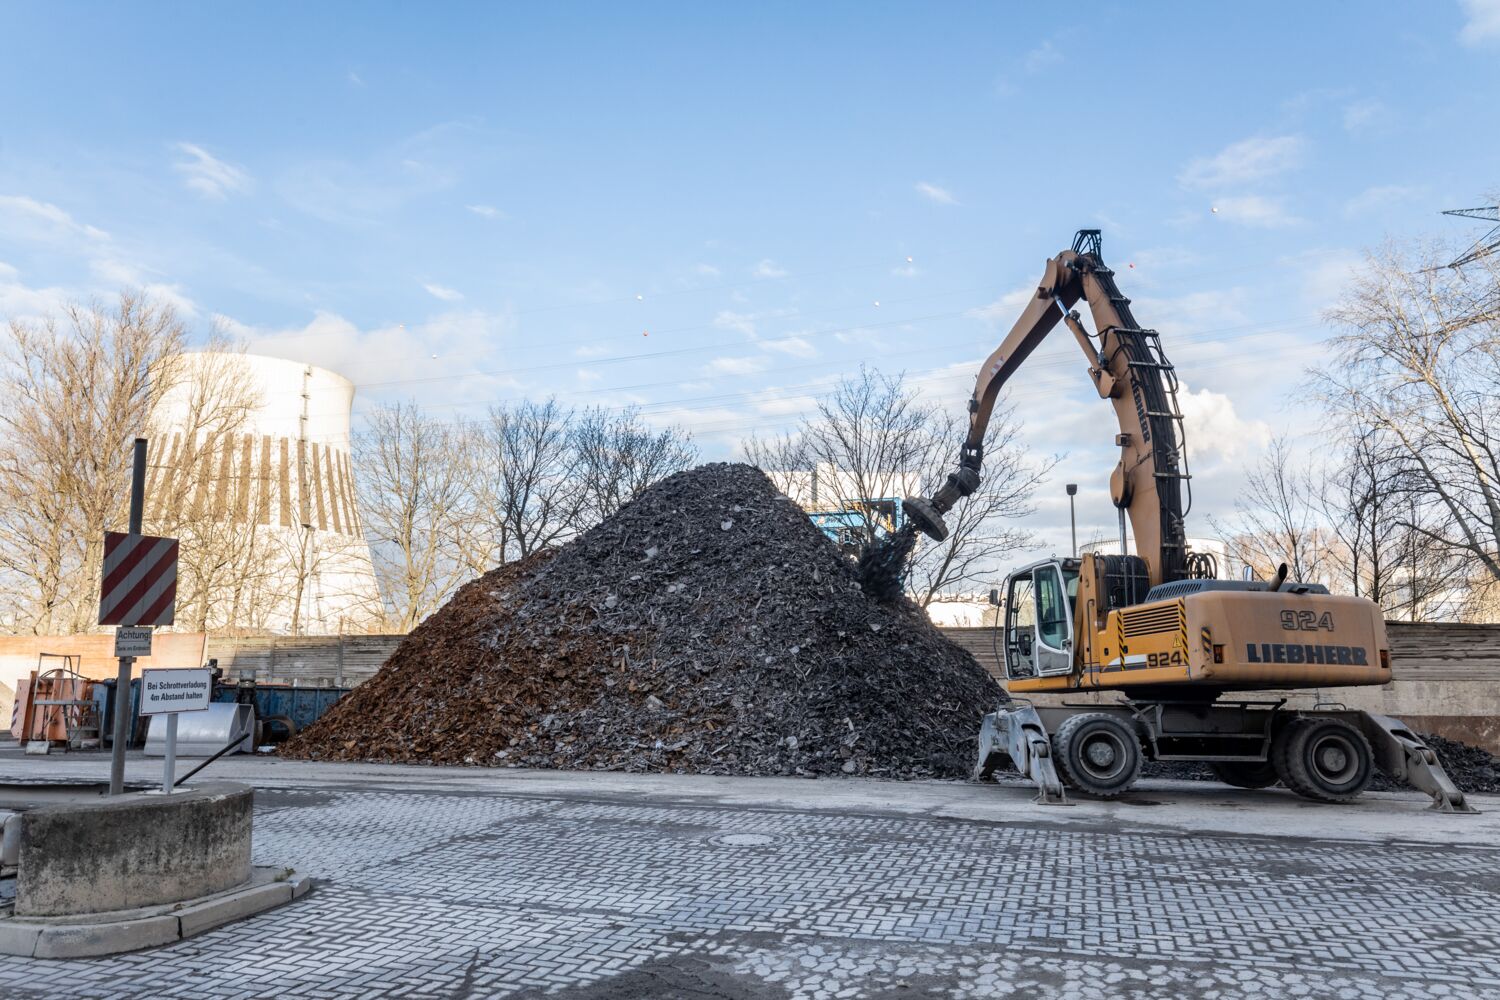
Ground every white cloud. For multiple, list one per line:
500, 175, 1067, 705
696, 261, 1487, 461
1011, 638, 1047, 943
694, 262, 721, 277
1133, 288, 1252, 336
705, 355, 770, 376
966, 285, 1036, 326
1176, 383, 1273, 464
1022, 40, 1061, 73
1210, 195, 1301, 228
833, 325, 881, 347
231, 307, 517, 402
753, 259, 788, 279
1341, 99, 1389, 133
423, 282, 463, 302
0, 195, 109, 244
0, 262, 71, 321
754, 392, 821, 417
760, 335, 819, 359
1298, 249, 1364, 308
76, 257, 197, 316
347, 70, 365, 87
173, 142, 252, 199
713, 310, 757, 337
143, 282, 199, 318
1179, 135, 1304, 189
891, 263, 920, 278
89, 258, 143, 286
466, 204, 503, 219
915, 181, 958, 205
576, 369, 603, 385
1460, 0, 1500, 44
1342, 184, 1422, 218
573, 344, 611, 359
277, 121, 476, 224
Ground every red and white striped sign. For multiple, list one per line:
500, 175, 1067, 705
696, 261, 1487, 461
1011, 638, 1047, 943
98, 531, 178, 626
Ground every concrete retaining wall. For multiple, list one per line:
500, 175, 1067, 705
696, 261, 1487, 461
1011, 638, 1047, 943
12, 782, 252, 917
207, 634, 398, 686
941, 622, 1500, 752
7, 620, 1498, 750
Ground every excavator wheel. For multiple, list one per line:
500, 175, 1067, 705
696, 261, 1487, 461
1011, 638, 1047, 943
1052, 713, 1142, 798
1272, 717, 1374, 803
1209, 760, 1280, 789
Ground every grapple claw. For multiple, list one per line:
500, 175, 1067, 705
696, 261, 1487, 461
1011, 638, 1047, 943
901, 496, 949, 542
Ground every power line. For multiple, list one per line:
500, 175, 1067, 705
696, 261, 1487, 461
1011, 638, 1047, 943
1442, 206, 1500, 269
268, 314, 1328, 449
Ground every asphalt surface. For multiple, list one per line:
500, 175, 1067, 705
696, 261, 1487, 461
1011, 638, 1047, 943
0, 747, 1497, 999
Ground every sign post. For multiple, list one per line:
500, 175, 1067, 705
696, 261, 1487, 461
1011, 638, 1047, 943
101, 438, 179, 796
139, 668, 212, 794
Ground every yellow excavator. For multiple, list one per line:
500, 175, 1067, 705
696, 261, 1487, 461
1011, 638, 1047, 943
903, 231, 1472, 810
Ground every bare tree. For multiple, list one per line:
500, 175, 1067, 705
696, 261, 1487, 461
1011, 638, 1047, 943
357, 401, 477, 631
469, 398, 582, 567
1317, 423, 1456, 621
276, 525, 384, 636
1318, 242, 1500, 588
570, 406, 697, 527
907, 407, 1051, 607
0, 295, 186, 633
1212, 435, 1336, 587
744, 367, 1050, 606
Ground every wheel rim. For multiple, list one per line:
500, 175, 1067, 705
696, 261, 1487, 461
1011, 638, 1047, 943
1076, 730, 1129, 782
1309, 732, 1360, 786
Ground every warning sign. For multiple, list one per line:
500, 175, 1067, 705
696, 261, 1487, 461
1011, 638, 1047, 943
140, 668, 212, 715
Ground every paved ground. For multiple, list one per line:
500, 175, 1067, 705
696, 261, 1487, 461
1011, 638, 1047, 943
1, 750, 1498, 999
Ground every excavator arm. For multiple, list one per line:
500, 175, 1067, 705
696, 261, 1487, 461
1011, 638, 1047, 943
903, 230, 1193, 587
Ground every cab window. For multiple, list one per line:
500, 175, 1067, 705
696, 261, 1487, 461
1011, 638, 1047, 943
1035, 564, 1070, 650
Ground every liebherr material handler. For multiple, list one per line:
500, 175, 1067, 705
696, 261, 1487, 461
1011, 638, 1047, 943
902, 230, 1472, 811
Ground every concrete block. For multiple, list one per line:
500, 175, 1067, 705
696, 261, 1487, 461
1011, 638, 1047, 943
288, 874, 314, 899
32, 915, 179, 959
0, 922, 40, 957
177, 881, 292, 938
15, 782, 252, 917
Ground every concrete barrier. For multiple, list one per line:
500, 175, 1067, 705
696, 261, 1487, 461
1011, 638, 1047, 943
11, 782, 251, 917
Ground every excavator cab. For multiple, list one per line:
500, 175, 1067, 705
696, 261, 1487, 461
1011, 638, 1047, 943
1002, 559, 1080, 680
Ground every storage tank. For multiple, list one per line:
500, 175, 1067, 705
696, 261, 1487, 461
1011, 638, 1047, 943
144, 352, 382, 634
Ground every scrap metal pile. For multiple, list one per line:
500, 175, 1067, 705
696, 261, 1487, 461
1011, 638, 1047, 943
285, 463, 1005, 777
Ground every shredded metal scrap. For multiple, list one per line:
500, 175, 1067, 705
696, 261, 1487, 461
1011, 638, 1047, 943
285, 463, 1005, 777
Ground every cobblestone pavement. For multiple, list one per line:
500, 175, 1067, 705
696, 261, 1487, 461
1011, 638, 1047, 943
1, 777, 1498, 999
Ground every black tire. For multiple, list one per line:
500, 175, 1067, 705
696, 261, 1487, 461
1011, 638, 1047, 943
1209, 760, 1279, 789
262, 714, 297, 741
1272, 717, 1373, 803
1053, 713, 1142, 798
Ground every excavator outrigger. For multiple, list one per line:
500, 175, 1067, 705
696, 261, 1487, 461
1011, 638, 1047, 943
902, 230, 1474, 811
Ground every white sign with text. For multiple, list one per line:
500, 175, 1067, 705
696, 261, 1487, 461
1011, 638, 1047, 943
114, 626, 153, 657
140, 668, 212, 716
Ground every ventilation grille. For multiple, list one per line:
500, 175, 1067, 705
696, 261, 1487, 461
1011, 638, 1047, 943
1121, 601, 1185, 638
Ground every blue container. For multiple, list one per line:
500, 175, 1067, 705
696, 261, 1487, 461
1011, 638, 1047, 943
210, 683, 353, 738
95, 678, 145, 747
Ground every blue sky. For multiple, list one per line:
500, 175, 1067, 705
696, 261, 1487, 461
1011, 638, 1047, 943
3, 1, 1499, 565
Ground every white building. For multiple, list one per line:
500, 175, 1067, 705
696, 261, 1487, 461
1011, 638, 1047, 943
146, 352, 382, 634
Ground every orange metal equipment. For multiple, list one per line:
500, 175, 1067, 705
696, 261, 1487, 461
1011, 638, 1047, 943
13, 655, 99, 750
903, 231, 1471, 811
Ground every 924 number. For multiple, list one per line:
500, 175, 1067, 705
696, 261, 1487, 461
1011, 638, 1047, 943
1280, 610, 1334, 631
1145, 650, 1186, 668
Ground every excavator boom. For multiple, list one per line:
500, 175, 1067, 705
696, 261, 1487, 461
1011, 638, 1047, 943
904, 230, 1194, 586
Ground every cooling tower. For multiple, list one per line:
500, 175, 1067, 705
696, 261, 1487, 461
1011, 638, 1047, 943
145, 352, 383, 634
